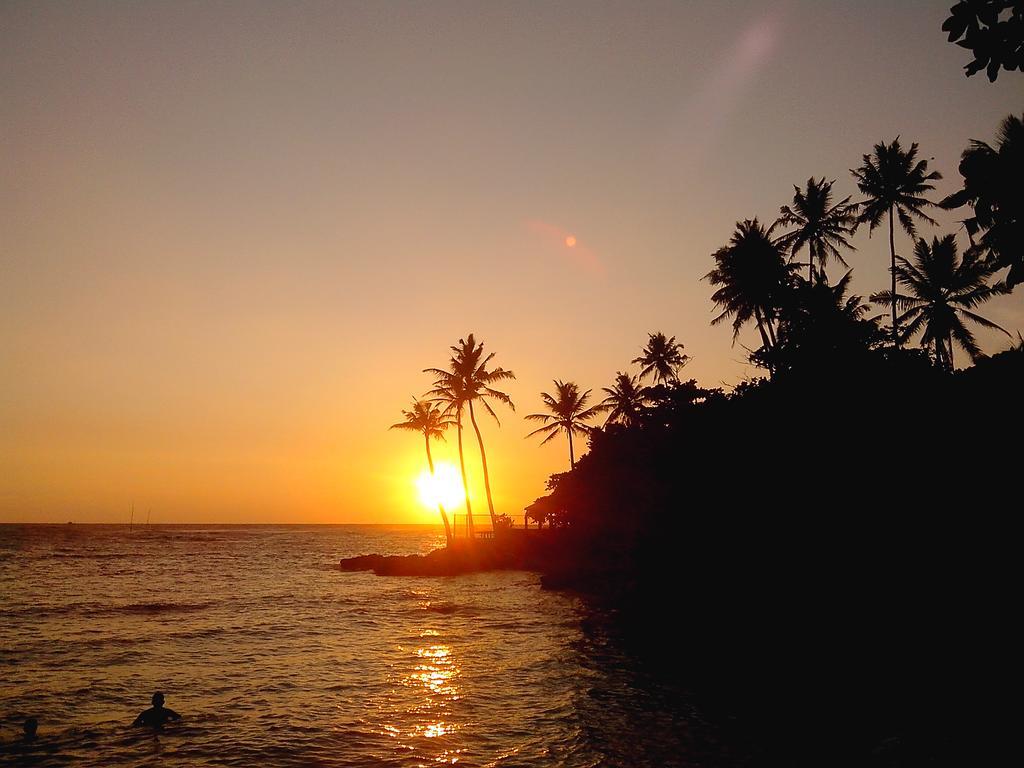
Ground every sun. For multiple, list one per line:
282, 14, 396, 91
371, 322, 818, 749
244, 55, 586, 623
416, 463, 465, 510
565, 235, 577, 248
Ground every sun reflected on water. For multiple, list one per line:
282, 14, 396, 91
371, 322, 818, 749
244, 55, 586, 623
377, 632, 462, 755
421, 721, 452, 738
409, 644, 458, 698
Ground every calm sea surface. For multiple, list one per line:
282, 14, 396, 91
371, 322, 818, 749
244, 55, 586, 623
0, 525, 729, 767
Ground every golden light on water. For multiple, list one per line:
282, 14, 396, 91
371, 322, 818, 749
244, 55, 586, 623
376, 637, 460, 753
415, 464, 465, 510
376, 632, 462, 753
412, 645, 457, 697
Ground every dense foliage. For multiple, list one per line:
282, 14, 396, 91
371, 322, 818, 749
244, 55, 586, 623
521, 116, 1019, 763
941, 113, 1024, 287
534, 339, 1020, 766
943, 0, 1024, 81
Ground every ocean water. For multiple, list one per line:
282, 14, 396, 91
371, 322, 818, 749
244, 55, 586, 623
0, 525, 728, 767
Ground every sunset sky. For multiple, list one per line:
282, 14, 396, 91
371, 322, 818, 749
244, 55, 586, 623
2, 1, 1021, 523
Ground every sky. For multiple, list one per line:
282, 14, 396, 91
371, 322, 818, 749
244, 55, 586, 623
2, 0, 1021, 523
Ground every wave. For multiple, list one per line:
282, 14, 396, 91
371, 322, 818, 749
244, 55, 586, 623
49, 551, 145, 560
166, 626, 228, 640
3, 601, 105, 617
3, 600, 220, 618
423, 602, 474, 615
107, 600, 218, 615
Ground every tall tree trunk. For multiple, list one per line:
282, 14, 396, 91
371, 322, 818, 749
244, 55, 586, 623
753, 307, 771, 350
753, 306, 774, 376
467, 400, 498, 530
765, 317, 778, 349
568, 426, 575, 470
762, 306, 779, 349
424, 435, 452, 546
889, 205, 899, 345
456, 410, 475, 539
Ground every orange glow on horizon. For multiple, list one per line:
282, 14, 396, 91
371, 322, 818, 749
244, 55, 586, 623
4, 3, 1021, 524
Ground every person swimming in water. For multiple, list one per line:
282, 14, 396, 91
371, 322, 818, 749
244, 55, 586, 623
132, 692, 181, 728
22, 717, 38, 742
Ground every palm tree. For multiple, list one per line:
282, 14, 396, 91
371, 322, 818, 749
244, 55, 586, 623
774, 177, 858, 283
940, 113, 1023, 288
601, 372, 649, 427
426, 334, 515, 532
705, 218, 798, 362
423, 376, 476, 538
851, 138, 942, 343
525, 380, 607, 469
631, 332, 690, 384
390, 399, 455, 545
871, 234, 1009, 370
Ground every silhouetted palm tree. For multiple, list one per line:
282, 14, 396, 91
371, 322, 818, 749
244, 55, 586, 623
774, 177, 858, 283
525, 380, 607, 469
424, 376, 476, 538
705, 218, 798, 362
426, 334, 515, 532
390, 399, 455, 545
851, 138, 942, 343
940, 113, 1023, 287
601, 372, 649, 427
631, 332, 690, 384
871, 234, 1008, 370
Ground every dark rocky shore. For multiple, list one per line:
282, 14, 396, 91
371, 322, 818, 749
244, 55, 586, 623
338, 531, 595, 585
339, 539, 515, 577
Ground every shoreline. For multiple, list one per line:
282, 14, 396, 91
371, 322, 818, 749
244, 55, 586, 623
338, 532, 574, 579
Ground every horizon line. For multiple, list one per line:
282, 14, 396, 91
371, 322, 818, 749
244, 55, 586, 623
0, 521, 446, 527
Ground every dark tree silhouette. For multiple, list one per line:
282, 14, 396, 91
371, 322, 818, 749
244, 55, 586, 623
631, 332, 690, 385
871, 234, 1009, 369
942, 0, 1024, 81
601, 372, 650, 427
525, 380, 607, 469
774, 177, 858, 283
526, 340, 1022, 768
705, 218, 799, 364
390, 399, 456, 545
941, 113, 1024, 287
756, 270, 881, 376
426, 334, 515, 532
851, 138, 942, 344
